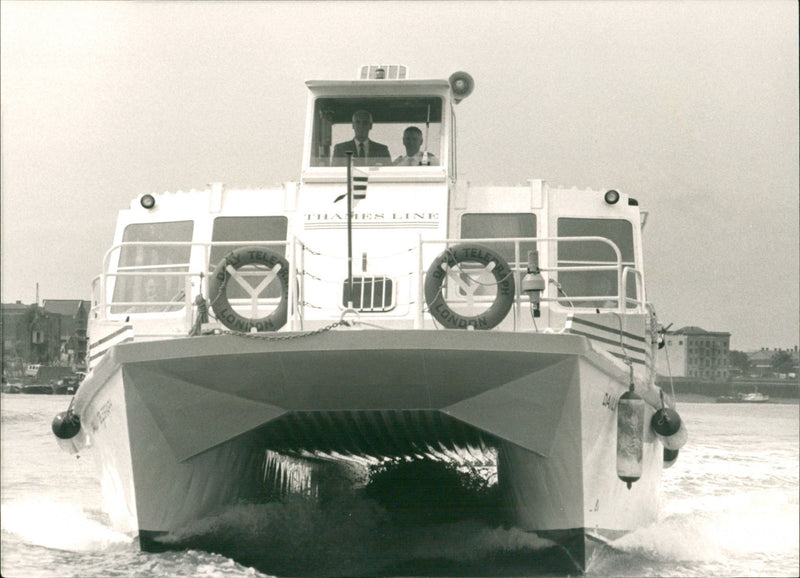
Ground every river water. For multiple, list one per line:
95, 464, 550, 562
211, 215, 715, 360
1, 394, 797, 577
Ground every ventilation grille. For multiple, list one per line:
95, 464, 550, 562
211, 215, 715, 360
342, 275, 395, 312
359, 65, 407, 80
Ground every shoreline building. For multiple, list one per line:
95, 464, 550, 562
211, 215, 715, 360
656, 326, 731, 382
745, 346, 800, 378
41, 299, 89, 368
1, 301, 32, 377
0, 302, 62, 376
1, 300, 89, 378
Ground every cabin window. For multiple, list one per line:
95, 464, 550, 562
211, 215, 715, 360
209, 216, 289, 300
112, 221, 194, 313
460, 213, 537, 264
310, 97, 443, 167
556, 218, 636, 308
209, 216, 288, 266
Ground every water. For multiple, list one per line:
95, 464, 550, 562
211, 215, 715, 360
2, 394, 798, 577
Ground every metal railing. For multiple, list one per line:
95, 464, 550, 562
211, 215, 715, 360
415, 236, 645, 328
90, 235, 645, 335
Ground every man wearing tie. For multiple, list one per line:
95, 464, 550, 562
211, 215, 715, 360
331, 110, 392, 166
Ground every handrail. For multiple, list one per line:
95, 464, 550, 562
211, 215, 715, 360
622, 266, 646, 309
98, 239, 293, 320
92, 234, 645, 333
415, 236, 641, 325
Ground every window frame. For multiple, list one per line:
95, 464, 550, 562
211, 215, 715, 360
309, 96, 445, 168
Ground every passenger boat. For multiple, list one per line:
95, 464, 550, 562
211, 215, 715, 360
52, 65, 687, 575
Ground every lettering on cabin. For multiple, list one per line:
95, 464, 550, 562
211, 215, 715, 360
391, 212, 438, 220
304, 212, 439, 221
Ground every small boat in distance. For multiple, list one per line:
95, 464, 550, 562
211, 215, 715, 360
51, 373, 83, 395
52, 65, 688, 575
1, 382, 22, 394
716, 389, 770, 403
20, 384, 53, 395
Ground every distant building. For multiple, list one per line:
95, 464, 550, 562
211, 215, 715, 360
1, 301, 30, 377
0, 302, 61, 371
42, 299, 89, 367
1, 299, 89, 377
746, 346, 800, 378
656, 326, 731, 382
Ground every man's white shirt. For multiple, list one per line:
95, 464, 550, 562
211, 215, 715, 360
392, 151, 438, 166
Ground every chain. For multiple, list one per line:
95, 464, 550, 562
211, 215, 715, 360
201, 320, 351, 341
302, 243, 416, 259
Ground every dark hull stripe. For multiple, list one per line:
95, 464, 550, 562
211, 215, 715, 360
571, 315, 647, 343
608, 349, 646, 366
569, 328, 647, 356
89, 325, 133, 349
89, 337, 134, 362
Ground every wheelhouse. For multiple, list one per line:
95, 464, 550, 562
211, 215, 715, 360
307, 95, 445, 168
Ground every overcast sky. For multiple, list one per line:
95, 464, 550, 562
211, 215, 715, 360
1, 1, 797, 350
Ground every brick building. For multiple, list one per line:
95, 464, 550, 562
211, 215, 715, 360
656, 326, 731, 382
42, 299, 89, 367
1, 300, 89, 378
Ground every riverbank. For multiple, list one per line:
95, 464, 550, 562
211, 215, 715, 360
656, 377, 799, 400
675, 392, 800, 404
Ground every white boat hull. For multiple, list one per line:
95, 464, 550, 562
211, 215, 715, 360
70, 329, 664, 572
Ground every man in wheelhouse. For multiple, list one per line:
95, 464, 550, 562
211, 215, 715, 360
331, 109, 391, 166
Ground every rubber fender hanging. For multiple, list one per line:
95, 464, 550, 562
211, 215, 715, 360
209, 246, 289, 332
650, 407, 688, 451
663, 448, 679, 469
424, 243, 515, 330
616, 387, 645, 489
52, 410, 81, 439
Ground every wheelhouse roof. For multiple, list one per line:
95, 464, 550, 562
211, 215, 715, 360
305, 79, 450, 89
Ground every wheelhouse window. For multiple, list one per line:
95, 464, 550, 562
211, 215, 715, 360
460, 213, 537, 264
556, 218, 636, 309
111, 221, 194, 313
310, 97, 443, 167
209, 216, 289, 300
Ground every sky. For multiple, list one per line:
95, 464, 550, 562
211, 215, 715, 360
1, 0, 798, 351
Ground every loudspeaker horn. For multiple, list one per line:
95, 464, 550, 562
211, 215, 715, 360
449, 71, 475, 103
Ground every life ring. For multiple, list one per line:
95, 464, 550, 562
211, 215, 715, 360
209, 246, 289, 332
424, 243, 515, 329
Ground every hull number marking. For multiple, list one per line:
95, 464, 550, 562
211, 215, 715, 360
93, 400, 112, 432
602, 392, 618, 411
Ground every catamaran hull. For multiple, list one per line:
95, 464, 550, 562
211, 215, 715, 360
71, 329, 664, 573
